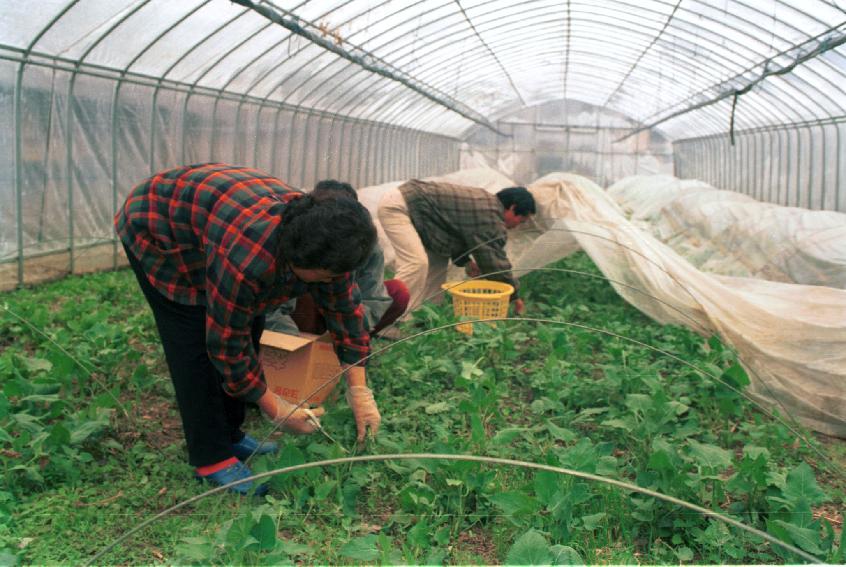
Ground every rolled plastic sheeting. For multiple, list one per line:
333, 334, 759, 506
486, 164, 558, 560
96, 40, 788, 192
361, 168, 846, 436
608, 175, 846, 289
521, 173, 846, 438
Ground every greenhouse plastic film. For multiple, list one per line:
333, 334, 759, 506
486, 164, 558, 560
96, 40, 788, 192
520, 173, 846, 437
609, 175, 846, 288
365, 168, 846, 437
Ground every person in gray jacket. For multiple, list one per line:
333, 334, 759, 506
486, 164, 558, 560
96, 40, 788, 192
266, 180, 410, 337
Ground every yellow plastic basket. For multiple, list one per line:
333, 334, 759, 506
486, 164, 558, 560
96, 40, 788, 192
441, 279, 514, 335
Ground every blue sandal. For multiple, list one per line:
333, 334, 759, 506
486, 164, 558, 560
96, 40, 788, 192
232, 434, 279, 460
195, 460, 268, 496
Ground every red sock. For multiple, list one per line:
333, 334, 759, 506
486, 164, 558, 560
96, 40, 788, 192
195, 456, 239, 477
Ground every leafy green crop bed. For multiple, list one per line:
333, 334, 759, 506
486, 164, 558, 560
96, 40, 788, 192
1, 253, 843, 565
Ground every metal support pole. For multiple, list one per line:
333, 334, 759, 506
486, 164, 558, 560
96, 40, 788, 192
768, 130, 777, 204
373, 124, 383, 184
836, 124, 843, 211
377, 124, 388, 183
807, 125, 815, 209
752, 132, 759, 200
251, 100, 265, 168
373, 124, 382, 184
741, 133, 749, 195
348, 121, 359, 185
399, 126, 408, 181
724, 137, 730, 190
111, 75, 122, 269
697, 138, 705, 184
300, 111, 314, 188
359, 124, 372, 188
326, 115, 338, 183
794, 128, 802, 207
269, 105, 283, 177
785, 129, 793, 206
708, 137, 717, 186
819, 124, 828, 210
337, 118, 349, 184
313, 114, 326, 187
287, 107, 305, 190
395, 126, 404, 181
13, 55, 26, 286
754, 132, 762, 201
65, 76, 77, 275
12, 0, 79, 286
731, 133, 738, 193
415, 129, 424, 179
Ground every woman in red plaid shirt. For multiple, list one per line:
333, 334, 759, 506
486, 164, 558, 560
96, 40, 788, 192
115, 163, 380, 495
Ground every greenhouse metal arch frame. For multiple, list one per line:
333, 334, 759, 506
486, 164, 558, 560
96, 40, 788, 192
2, 0, 845, 289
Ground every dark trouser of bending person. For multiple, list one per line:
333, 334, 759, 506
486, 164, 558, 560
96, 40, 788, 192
125, 245, 266, 470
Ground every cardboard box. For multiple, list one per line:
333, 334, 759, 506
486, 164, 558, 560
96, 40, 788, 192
260, 330, 342, 406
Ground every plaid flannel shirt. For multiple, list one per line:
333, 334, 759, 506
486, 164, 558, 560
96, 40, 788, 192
399, 179, 519, 298
115, 163, 370, 403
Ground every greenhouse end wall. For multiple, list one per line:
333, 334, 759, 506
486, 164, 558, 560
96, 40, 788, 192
460, 100, 674, 187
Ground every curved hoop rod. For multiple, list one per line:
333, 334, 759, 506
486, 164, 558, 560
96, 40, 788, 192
253, 314, 842, 481
86, 452, 822, 565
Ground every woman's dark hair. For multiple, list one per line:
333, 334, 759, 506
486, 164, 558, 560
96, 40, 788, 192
496, 186, 536, 216
313, 179, 358, 202
279, 194, 376, 273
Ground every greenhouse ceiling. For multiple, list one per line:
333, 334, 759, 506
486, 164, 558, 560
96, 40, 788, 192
1, 0, 845, 139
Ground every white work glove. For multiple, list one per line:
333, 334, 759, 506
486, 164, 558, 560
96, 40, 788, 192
346, 386, 381, 443
262, 393, 325, 435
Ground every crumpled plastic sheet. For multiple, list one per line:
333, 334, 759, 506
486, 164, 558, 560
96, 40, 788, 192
360, 168, 846, 437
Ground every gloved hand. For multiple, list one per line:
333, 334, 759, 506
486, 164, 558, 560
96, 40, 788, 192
260, 392, 325, 435
464, 260, 481, 278
346, 385, 381, 443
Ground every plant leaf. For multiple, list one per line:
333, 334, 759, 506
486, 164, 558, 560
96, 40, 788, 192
546, 420, 577, 442
550, 544, 584, 565
580, 512, 605, 531
782, 462, 828, 507
687, 439, 732, 470
773, 520, 824, 555
722, 363, 749, 388
250, 514, 277, 551
675, 546, 694, 562
505, 530, 552, 565
489, 491, 539, 517
602, 417, 634, 432
340, 535, 379, 561
279, 540, 312, 555
176, 537, 216, 561
533, 470, 559, 505
492, 427, 529, 445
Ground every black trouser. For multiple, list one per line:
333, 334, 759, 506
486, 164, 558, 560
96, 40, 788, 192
124, 245, 265, 467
